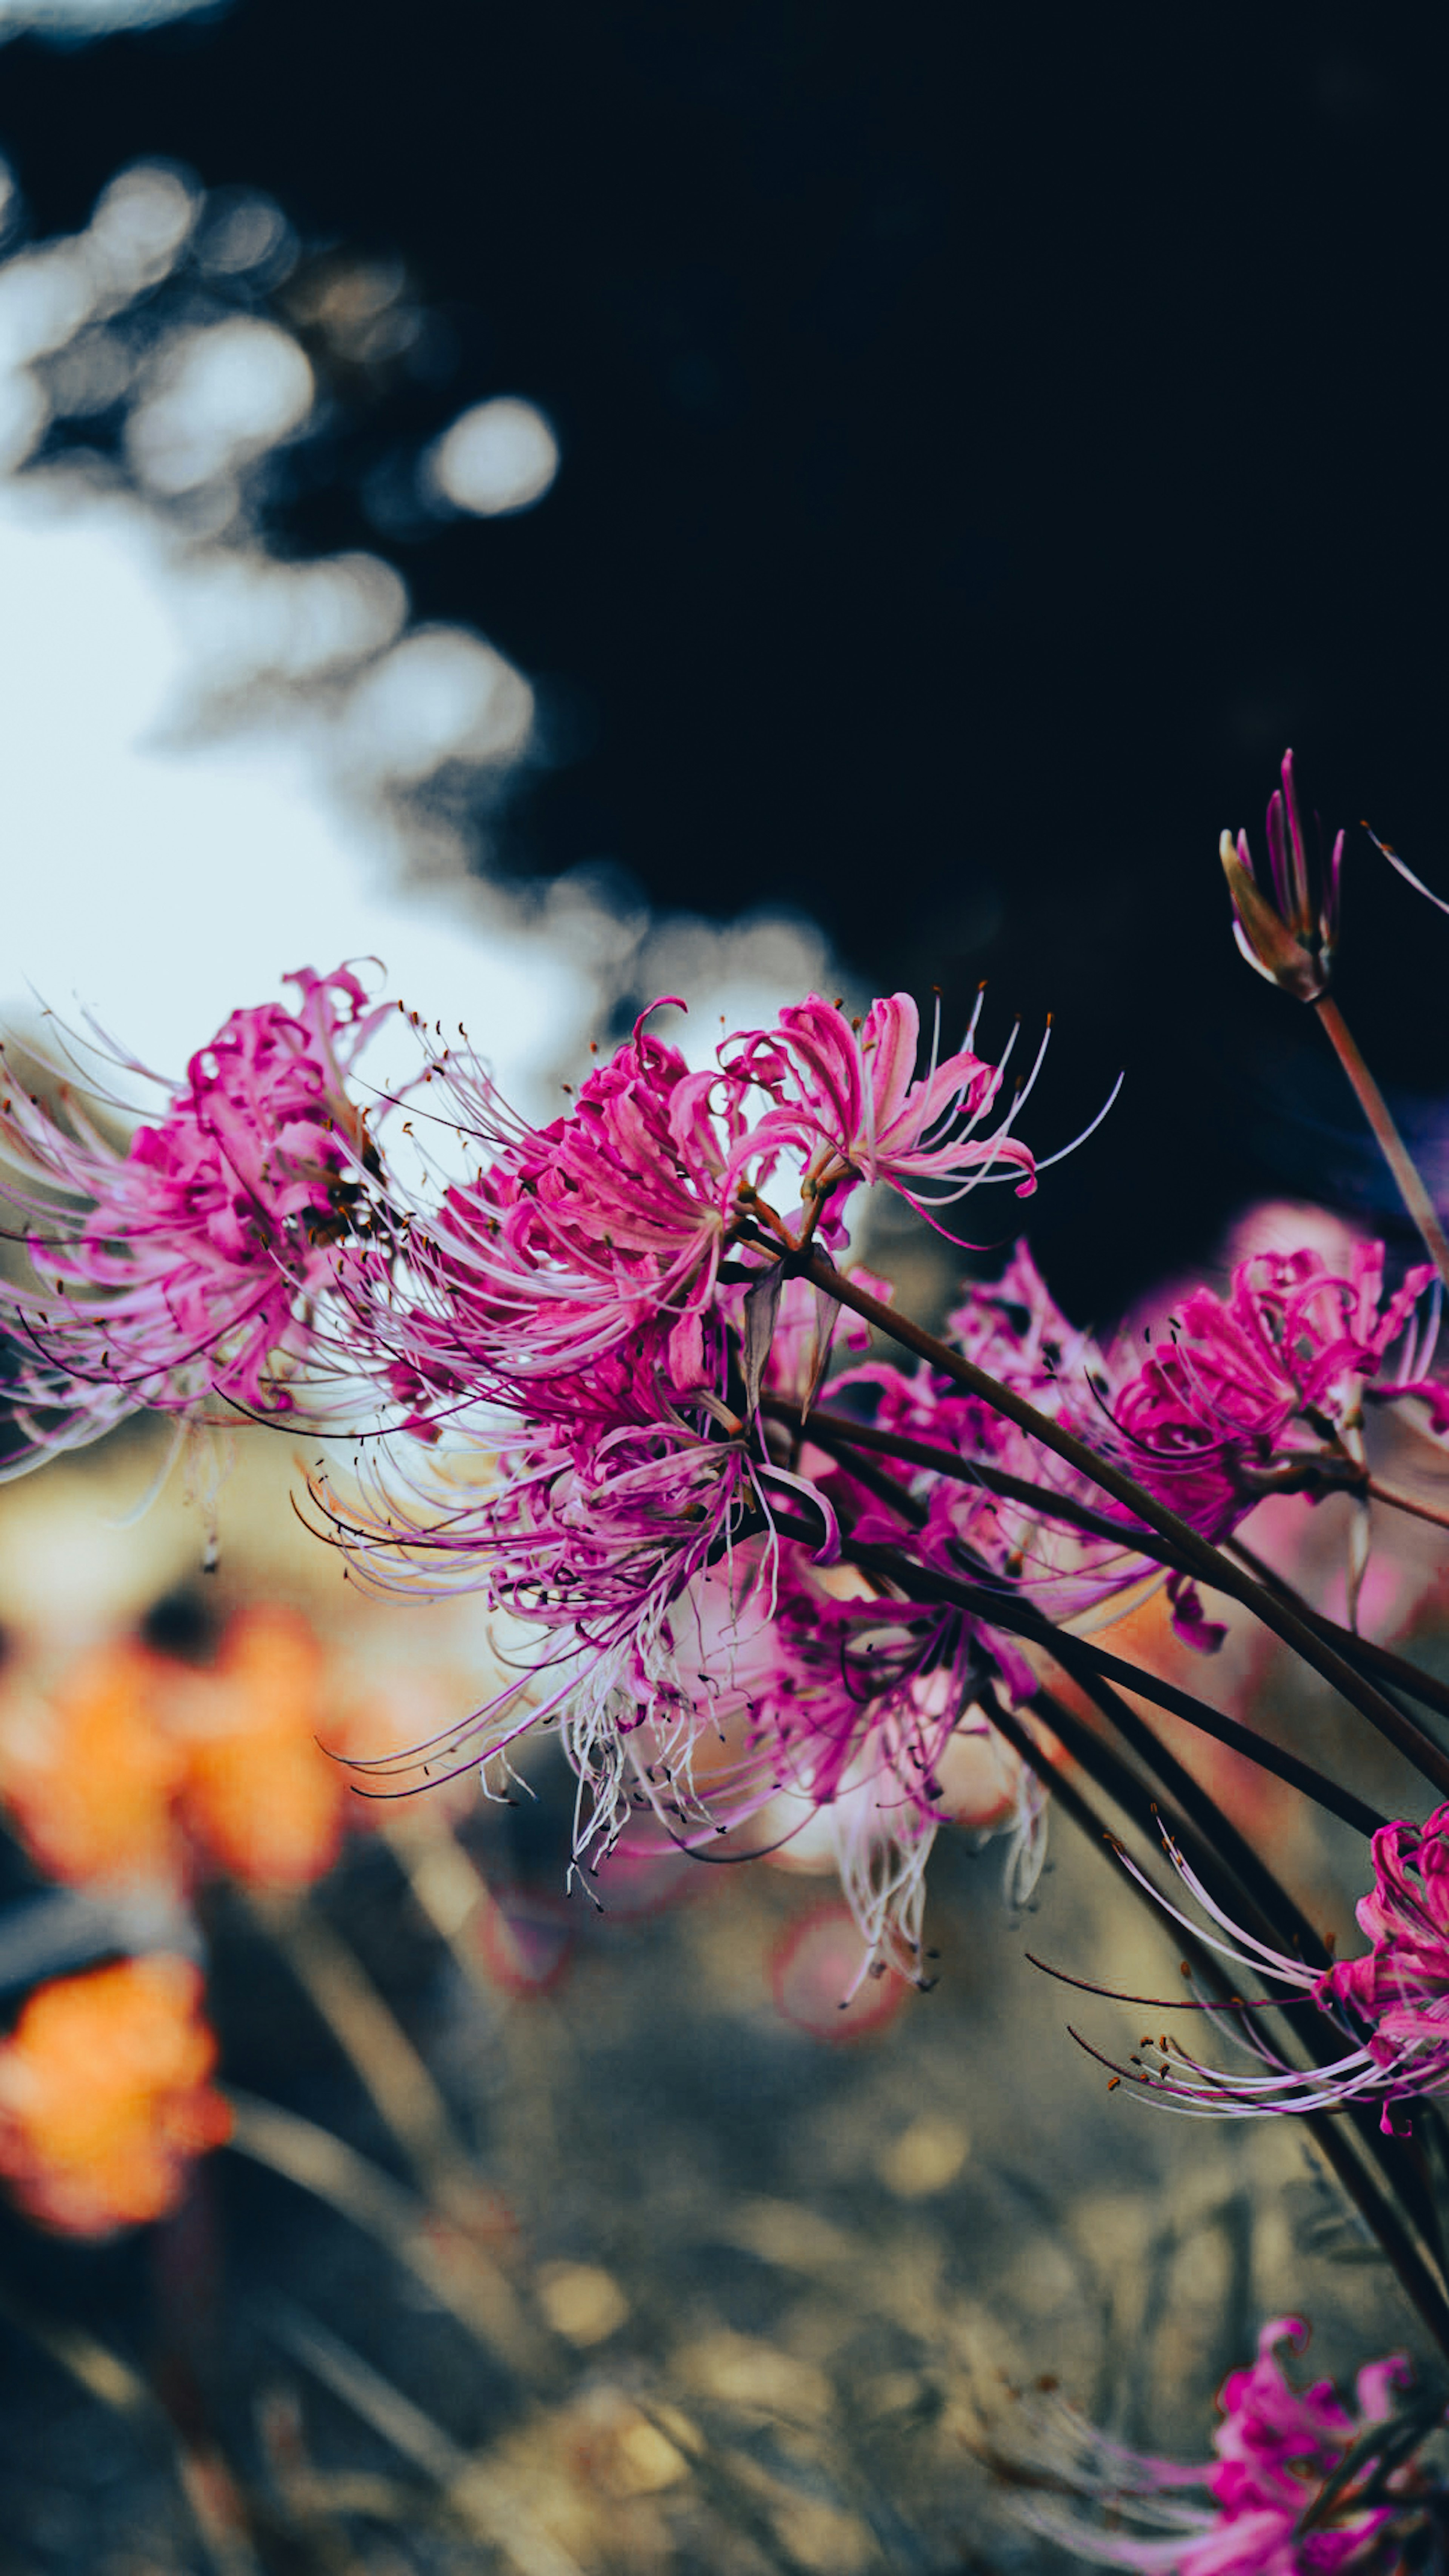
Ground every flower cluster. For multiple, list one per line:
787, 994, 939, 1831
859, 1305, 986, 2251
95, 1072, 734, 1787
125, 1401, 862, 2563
316, 990, 1060, 1976
5, 944, 1447, 1995
370, 986, 1037, 1424
1012, 2317, 1440, 2575
0, 964, 389, 1473
1109, 1241, 1448, 1545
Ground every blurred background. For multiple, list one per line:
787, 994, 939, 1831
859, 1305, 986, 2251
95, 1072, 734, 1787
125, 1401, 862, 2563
0, 6, 1446, 2570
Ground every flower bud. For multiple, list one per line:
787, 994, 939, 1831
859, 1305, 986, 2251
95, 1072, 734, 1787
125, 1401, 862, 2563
1221, 749, 1342, 1001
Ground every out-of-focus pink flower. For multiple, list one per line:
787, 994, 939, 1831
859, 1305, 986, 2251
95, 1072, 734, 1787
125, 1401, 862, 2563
1221, 748, 1343, 1002
0, 966, 389, 1466
770, 1902, 912, 2040
1111, 1241, 1448, 1544
820, 1244, 1181, 1635
1014, 2318, 1431, 2574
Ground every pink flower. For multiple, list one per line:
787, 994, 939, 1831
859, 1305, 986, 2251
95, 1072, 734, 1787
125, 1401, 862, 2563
320, 1334, 844, 1862
1110, 1242, 1448, 1546
1317, 1806, 1449, 2104
384, 1004, 744, 1411
824, 1244, 1176, 1633
334, 1241, 1154, 1970
1014, 2318, 1429, 2574
0, 967, 389, 1464
722, 989, 1038, 1217
665, 1551, 1045, 1987
1068, 1810, 1449, 2133
370, 990, 1041, 1427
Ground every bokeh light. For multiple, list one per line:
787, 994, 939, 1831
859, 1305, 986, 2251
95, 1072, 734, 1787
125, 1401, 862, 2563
423, 394, 560, 518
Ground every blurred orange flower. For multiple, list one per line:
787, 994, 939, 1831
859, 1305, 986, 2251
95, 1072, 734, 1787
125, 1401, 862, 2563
0, 1641, 188, 1889
0, 1956, 232, 2235
0, 1605, 348, 1894
172, 1606, 343, 1892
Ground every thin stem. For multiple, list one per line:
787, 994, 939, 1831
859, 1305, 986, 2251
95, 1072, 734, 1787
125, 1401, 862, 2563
1023, 1678, 1446, 2266
1225, 1533, 1449, 1735
975, 1691, 1449, 2362
1315, 995, 1449, 1289
223, 2090, 552, 2379
789, 1245, 1449, 1797
1041, 1629, 1385, 1838
764, 1394, 1185, 1562
781, 1396, 1449, 1747
1367, 1477, 1449, 1535
1022, 1682, 1321, 1965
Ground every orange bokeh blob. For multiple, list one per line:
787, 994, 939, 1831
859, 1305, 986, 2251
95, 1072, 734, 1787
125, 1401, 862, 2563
0, 1605, 349, 1895
172, 1606, 344, 1892
0, 1641, 188, 1889
0, 1956, 232, 2236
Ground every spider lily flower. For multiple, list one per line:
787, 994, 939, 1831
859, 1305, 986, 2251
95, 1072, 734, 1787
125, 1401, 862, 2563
1008, 2316, 1437, 2575
1069, 1807, 1449, 2133
0, 1956, 232, 2236
722, 988, 1038, 1220
1221, 748, 1344, 1002
331, 1236, 1054, 1974
317, 1333, 843, 1861
379, 1001, 746, 1413
1111, 1241, 1449, 1546
660, 1558, 1046, 1988
0, 966, 391, 1469
368, 989, 1044, 1430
